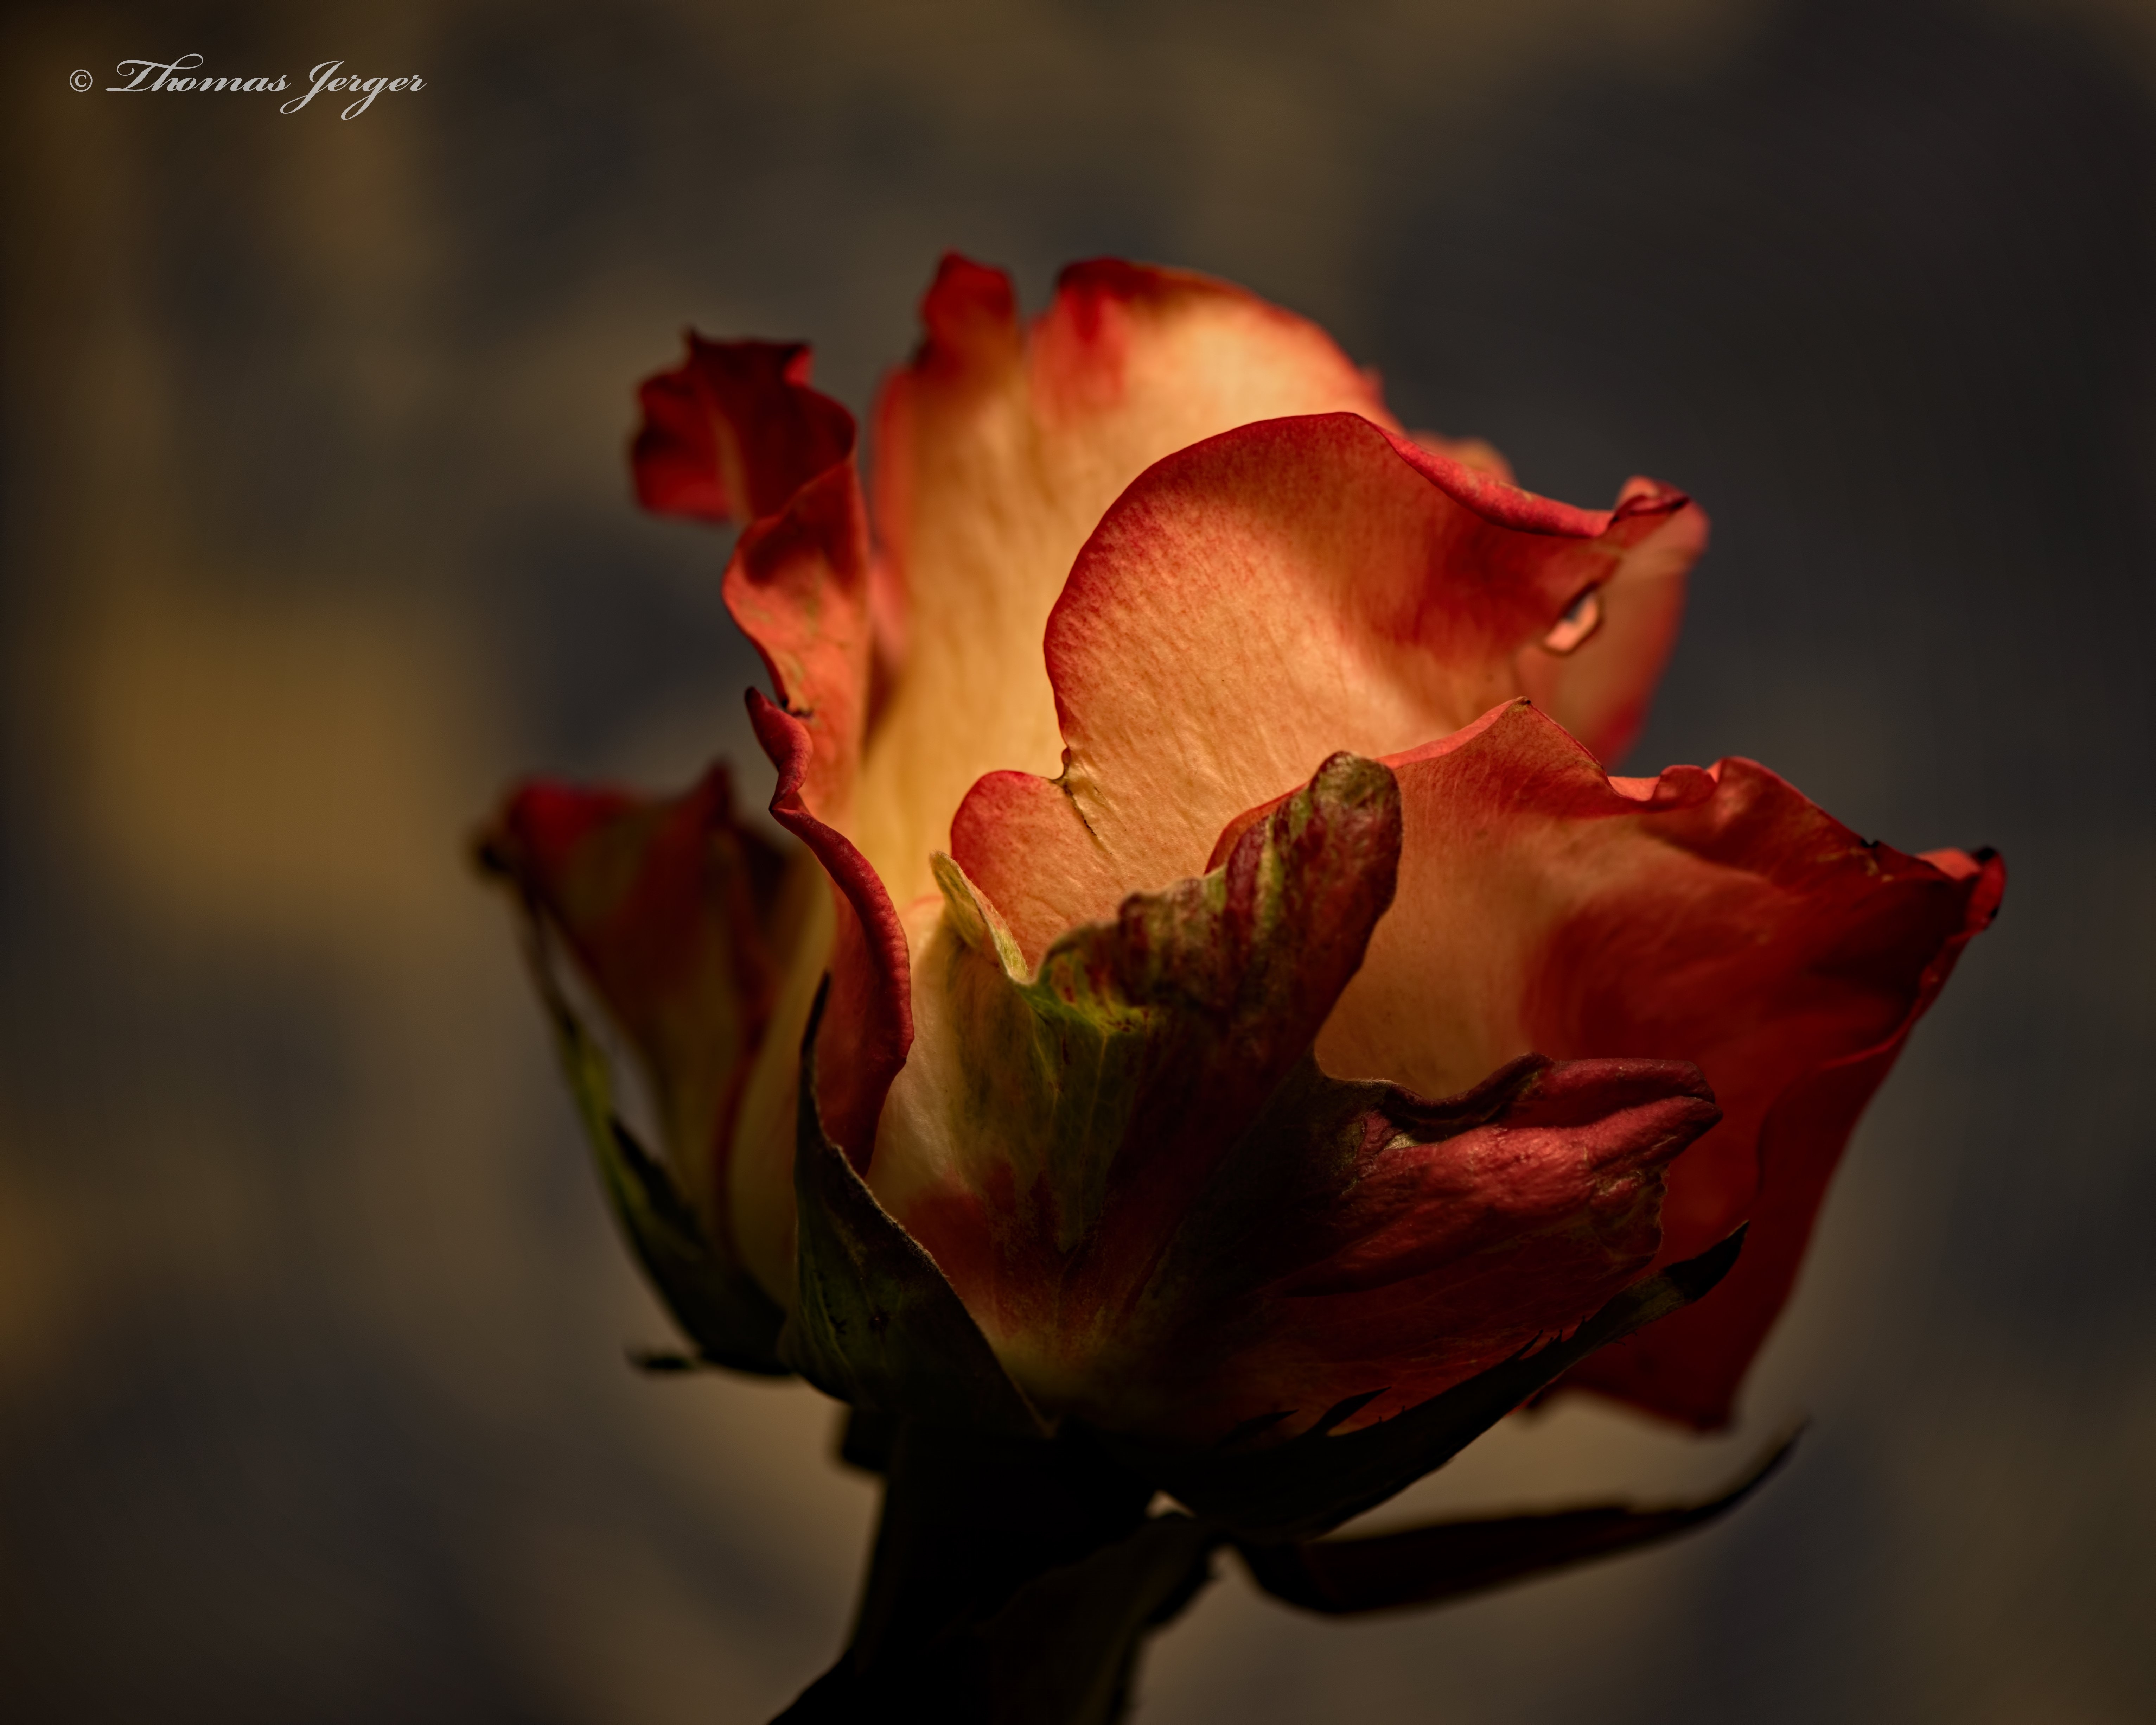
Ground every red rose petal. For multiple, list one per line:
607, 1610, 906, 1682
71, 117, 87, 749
632, 338, 849, 524
1307, 699, 2002, 1428
1557, 845, 2004, 1428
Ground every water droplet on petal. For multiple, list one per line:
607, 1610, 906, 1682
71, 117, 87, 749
1541, 588, 1602, 655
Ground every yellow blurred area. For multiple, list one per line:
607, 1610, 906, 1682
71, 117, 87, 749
62, 578, 486, 958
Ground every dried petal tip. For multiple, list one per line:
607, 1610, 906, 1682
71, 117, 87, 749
632, 337, 851, 524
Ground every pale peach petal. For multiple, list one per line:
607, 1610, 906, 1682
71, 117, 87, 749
849, 255, 1401, 913
952, 414, 1697, 965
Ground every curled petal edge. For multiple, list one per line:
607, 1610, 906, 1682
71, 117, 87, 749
958, 414, 1704, 965
632, 333, 878, 822
749, 689, 913, 1170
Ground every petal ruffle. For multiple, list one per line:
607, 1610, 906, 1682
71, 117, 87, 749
871, 753, 1719, 1443
849, 255, 1404, 913
633, 338, 851, 524
1412, 431, 1705, 767
477, 765, 810, 1233
1514, 473, 1707, 766
952, 412, 1703, 965
1298, 699, 2003, 1429
631, 335, 874, 823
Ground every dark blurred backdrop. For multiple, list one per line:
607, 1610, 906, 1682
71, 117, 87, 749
3, 1, 2152, 1720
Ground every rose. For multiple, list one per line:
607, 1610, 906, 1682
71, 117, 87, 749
482, 250, 2005, 1715
483, 255, 2001, 1447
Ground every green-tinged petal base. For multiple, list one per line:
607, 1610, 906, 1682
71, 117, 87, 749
544, 962, 789, 1374
784, 980, 1046, 1436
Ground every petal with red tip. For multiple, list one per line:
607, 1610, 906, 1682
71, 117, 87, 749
951, 413, 1704, 965
1298, 699, 2003, 1428
851, 255, 1406, 912
1555, 847, 2004, 1427
632, 339, 849, 524
1401, 433, 1705, 766
1514, 473, 1707, 766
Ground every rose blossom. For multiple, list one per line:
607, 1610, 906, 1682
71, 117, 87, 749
484, 255, 2001, 1444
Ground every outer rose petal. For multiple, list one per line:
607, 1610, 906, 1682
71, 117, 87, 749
1556, 848, 2004, 1427
849, 255, 1404, 913
631, 335, 873, 823
477, 765, 811, 1233
953, 412, 1703, 965
870, 754, 1720, 1444
1284, 699, 2003, 1429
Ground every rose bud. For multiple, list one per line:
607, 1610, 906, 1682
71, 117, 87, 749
481, 255, 2001, 1457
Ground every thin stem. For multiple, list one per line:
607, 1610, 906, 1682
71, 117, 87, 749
777, 1421, 1177, 1722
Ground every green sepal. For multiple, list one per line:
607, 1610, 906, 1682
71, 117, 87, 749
1238, 1428, 1799, 1614
549, 994, 792, 1375
782, 980, 1048, 1437
1100, 1228, 1745, 1543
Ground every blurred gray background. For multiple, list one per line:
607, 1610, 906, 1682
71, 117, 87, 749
3, 0, 2151, 1719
